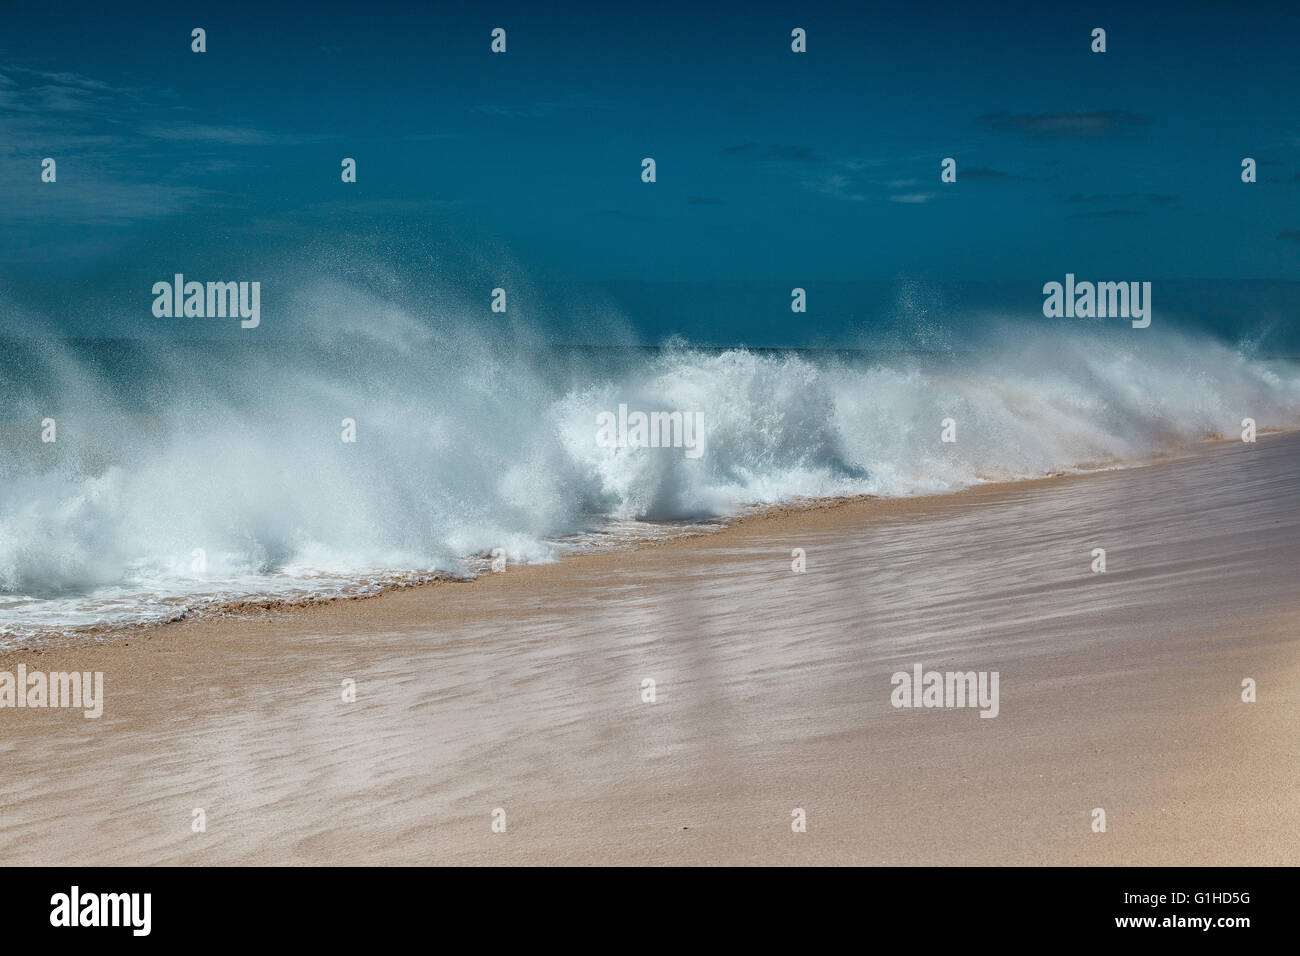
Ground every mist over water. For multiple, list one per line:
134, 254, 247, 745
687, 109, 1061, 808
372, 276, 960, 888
3, 269, 1300, 641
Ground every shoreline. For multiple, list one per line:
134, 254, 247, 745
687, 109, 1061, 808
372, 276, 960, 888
2, 432, 1297, 865
1, 432, 1256, 653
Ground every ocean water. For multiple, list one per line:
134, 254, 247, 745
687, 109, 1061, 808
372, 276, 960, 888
2, 280, 1300, 642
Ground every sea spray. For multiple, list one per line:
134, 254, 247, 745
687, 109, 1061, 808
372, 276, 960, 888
3, 281, 1300, 639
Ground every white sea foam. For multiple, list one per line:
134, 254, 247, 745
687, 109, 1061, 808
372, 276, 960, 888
2, 279, 1298, 641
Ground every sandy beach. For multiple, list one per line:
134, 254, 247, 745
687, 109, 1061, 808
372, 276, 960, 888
2, 433, 1298, 866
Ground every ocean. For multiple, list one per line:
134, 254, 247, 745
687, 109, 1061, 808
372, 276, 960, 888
3, 288, 1300, 642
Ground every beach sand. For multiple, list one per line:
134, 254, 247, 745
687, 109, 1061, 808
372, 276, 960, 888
2, 433, 1298, 866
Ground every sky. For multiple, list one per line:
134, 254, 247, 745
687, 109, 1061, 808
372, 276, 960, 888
1, 0, 1298, 344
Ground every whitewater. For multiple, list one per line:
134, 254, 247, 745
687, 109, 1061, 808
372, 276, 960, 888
2, 278, 1299, 642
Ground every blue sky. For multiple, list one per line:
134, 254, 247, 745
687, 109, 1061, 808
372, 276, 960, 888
2, 0, 1298, 342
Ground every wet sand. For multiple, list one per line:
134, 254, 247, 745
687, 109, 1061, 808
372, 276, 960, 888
2, 434, 1298, 865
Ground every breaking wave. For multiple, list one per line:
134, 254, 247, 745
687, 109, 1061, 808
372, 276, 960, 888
2, 275, 1298, 639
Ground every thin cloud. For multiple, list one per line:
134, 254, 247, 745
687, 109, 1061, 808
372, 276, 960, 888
808, 172, 865, 201
0, 63, 331, 238
977, 110, 1153, 138
5, 67, 127, 92
722, 143, 821, 163
1071, 209, 1147, 220
142, 124, 333, 145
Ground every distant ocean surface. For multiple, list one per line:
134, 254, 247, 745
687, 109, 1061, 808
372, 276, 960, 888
3, 287, 1300, 642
